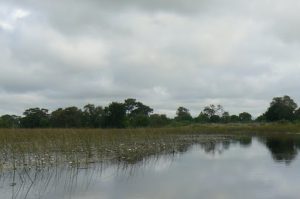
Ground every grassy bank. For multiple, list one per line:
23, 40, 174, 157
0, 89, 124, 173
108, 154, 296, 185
1, 122, 300, 135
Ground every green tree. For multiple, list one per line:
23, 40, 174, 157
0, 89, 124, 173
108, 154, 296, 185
50, 107, 83, 128
239, 112, 252, 122
0, 115, 20, 128
221, 112, 231, 123
294, 108, 300, 122
195, 112, 210, 123
202, 104, 224, 123
175, 107, 192, 121
230, 115, 240, 122
203, 104, 224, 118
210, 115, 221, 123
82, 104, 104, 128
149, 114, 170, 127
50, 108, 65, 127
103, 102, 126, 128
63, 107, 83, 127
128, 114, 150, 127
256, 113, 266, 122
265, 95, 297, 121
124, 98, 153, 127
21, 108, 50, 128
124, 98, 153, 116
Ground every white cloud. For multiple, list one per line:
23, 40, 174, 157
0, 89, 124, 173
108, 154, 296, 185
0, 6, 30, 31
0, 21, 13, 30
12, 8, 30, 19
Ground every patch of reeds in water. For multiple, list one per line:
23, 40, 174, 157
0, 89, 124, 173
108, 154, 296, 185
0, 123, 298, 171
0, 127, 251, 170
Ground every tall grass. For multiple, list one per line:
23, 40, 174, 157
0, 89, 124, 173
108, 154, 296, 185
0, 123, 299, 170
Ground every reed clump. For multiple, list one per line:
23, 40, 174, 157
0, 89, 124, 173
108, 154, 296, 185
0, 123, 298, 170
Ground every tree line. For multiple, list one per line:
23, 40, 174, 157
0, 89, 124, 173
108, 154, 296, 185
0, 96, 300, 128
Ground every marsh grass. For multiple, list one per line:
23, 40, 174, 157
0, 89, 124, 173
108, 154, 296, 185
0, 123, 299, 171
2, 124, 300, 199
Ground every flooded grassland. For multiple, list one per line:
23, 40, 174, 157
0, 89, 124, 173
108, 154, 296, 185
1, 124, 300, 199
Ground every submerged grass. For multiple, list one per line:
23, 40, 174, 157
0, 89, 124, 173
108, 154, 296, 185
0, 123, 299, 170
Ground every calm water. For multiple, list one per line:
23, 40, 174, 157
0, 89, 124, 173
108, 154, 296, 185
2, 136, 300, 199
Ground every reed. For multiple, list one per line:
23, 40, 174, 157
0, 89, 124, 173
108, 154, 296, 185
0, 123, 299, 170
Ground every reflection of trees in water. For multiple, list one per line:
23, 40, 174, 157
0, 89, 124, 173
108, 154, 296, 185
199, 136, 252, 155
0, 134, 255, 199
7, 134, 300, 199
199, 135, 300, 165
238, 136, 252, 147
260, 136, 300, 164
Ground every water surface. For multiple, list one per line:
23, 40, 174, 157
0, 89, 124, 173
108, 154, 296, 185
1, 135, 300, 199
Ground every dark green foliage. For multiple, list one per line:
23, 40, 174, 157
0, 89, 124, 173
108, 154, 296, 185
103, 102, 126, 128
50, 108, 65, 127
230, 115, 240, 122
82, 104, 104, 128
256, 113, 266, 122
0, 115, 20, 128
210, 115, 221, 123
221, 112, 231, 123
239, 112, 252, 122
200, 104, 225, 123
124, 98, 153, 116
21, 108, 50, 128
265, 96, 297, 122
203, 104, 224, 118
128, 114, 150, 127
175, 107, 192, 121
149, 114, 170, 127
2, 95, 300, 129
124, 98, 153, 127
51, 107, 83, 128
63, 107, 83, 128
195, 112, 210, 123
294, 108, 300, 121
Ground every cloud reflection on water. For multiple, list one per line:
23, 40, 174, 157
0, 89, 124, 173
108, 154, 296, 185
2, 135, 300, 199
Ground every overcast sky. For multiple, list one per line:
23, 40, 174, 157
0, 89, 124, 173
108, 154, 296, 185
1, 0, 300, 117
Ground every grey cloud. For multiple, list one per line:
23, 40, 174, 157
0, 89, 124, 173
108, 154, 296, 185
1, 0, 300, 117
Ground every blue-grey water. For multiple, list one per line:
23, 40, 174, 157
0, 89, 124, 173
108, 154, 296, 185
1, 137, 300, 199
